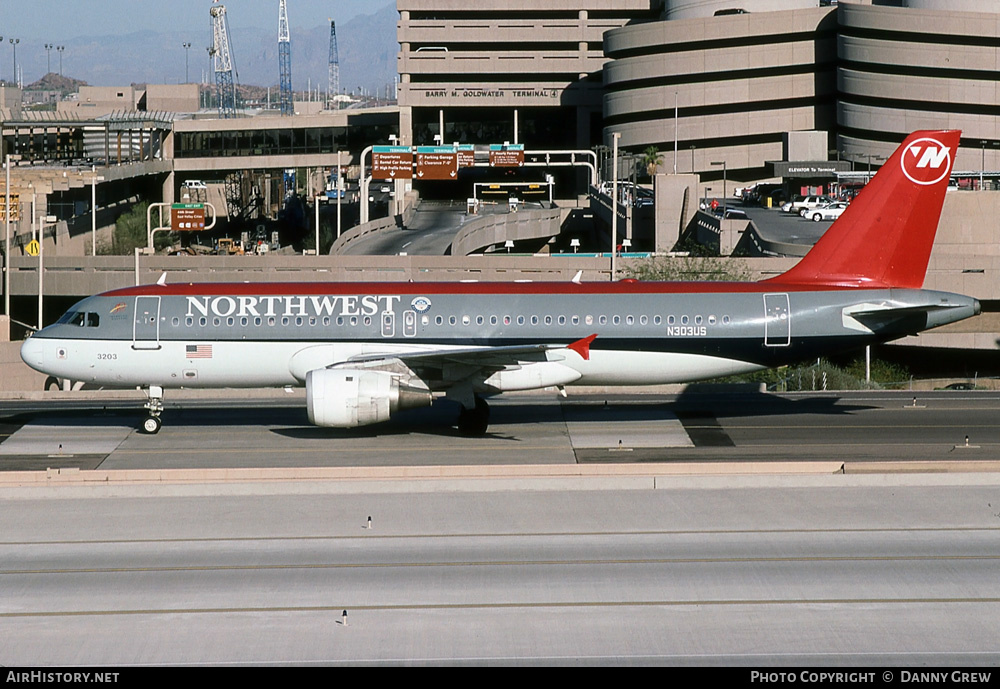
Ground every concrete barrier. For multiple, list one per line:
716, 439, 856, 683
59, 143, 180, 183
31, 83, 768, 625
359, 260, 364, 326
452, 207, 562, 256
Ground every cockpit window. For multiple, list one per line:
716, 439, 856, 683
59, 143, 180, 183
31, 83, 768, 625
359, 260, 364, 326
59, 311, 100, 327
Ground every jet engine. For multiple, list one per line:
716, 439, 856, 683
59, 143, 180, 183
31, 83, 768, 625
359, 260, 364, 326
306, 368, 432, 427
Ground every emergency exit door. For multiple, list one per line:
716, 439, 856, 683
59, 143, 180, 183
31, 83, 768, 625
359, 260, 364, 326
763, 293, 790, 347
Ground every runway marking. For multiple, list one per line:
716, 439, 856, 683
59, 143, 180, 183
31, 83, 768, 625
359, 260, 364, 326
6, 597, 1000, 619
4, 525, 999, 546
4, 553, 1000, 576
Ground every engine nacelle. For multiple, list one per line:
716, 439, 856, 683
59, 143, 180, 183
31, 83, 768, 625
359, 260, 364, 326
306, 368, 432, 428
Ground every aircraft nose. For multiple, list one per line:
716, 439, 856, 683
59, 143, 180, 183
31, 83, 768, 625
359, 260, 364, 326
20, 336, 44, 371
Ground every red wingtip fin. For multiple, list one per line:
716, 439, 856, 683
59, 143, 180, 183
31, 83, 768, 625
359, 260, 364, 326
768, 129, 961, 289
568, 334, 598, 360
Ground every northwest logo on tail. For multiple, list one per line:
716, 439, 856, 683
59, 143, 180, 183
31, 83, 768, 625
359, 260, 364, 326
901, 137, 952, 186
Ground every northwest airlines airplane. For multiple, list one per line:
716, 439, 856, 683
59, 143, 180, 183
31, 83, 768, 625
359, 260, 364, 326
21, 130, 979, 435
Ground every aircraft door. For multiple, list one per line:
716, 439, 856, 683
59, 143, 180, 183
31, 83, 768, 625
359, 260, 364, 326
133, 296, 161, 350
381, 310, 395, 338
763, 293, 790, 347
403, 310, 417, 337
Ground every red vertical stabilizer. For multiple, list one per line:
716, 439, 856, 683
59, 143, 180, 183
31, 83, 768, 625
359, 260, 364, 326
768, 130, 960, 289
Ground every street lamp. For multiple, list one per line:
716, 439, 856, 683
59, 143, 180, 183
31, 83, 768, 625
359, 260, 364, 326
9, 39, 18, 86
183, 42, 192, 83
710, 160, 727, 215
611, 132, 621, 282
57, 46, 64, 76
45, 44, 52, 74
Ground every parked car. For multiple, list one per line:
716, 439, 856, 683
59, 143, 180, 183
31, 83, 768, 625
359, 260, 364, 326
781, 195, 805, 213
808, 201, 849, 222
796, 195, 835, 216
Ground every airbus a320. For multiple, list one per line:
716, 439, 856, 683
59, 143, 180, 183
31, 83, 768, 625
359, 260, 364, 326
21, 130, 979, 435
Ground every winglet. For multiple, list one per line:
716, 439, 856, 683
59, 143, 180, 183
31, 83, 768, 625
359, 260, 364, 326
567, 334, 598, 360
156, 272, 167, 286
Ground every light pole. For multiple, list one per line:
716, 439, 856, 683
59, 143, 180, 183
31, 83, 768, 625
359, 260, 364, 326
611, 132, 620, 282
9, 39, 18, 86
183, 42, 192, 83
57, 46, 64, 76
711, 160, 727, 215
336, 150, 343, 240
45, 44, 52, 74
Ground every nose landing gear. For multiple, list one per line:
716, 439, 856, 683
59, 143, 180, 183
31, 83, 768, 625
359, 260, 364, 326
142, 385, 164, 434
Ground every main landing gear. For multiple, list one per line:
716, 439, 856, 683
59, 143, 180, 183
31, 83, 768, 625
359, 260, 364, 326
142, 385, 164, 434
457, 396, 490, 436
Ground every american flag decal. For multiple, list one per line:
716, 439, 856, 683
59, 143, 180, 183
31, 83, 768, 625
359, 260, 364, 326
186, 344, 213, 359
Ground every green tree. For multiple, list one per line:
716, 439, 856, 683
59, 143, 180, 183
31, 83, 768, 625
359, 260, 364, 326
621, 254, 752, 282
100, 202, 175, 255
641, 146, 663, 178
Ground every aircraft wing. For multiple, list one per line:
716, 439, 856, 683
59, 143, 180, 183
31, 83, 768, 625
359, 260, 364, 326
336, 334, 598, 370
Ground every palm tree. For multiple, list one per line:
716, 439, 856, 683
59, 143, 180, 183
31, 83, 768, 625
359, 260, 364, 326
642, 146, 663, 178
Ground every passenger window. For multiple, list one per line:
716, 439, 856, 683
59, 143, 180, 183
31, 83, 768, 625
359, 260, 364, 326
599, 315, 607, 325
172, 317, 180, 326
640, 315, 648, 325
517, 315, 524, 325
626, 315, 634, 325
613, 315, 620, 325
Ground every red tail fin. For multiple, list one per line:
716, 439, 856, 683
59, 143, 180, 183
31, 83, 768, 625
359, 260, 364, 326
768, 130, 960, 289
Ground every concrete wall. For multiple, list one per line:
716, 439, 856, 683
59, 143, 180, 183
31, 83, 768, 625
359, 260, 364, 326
0, 341, 46, 392
654, 174, 698, 251
145, 84, 199, 113
603, 6, 837, 184
838, 3, 1000, 170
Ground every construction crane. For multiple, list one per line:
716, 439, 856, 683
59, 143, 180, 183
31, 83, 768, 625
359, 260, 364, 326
328, 19, 340, 110
210, 1, 238, 118
278, 0, 293, 116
